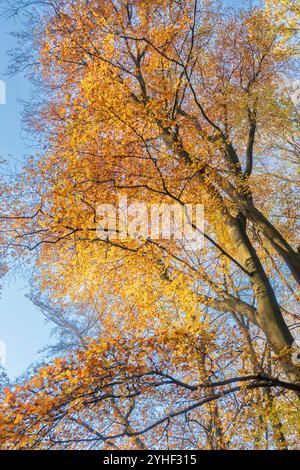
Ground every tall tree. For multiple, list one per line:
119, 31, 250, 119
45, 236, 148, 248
0, 0, 299, 449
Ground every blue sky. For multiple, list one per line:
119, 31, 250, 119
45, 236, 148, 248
0, 14, 52, 380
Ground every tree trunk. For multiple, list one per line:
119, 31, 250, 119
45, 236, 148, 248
242, 202, 300, 286
227, 215, 299, 385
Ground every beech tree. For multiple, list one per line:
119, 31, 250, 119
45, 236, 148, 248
0, 0, 299, 449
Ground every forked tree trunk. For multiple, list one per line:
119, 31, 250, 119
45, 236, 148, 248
210, 170, 300, 285
163, 130, 300, 387
241, 202, 300, 286
226, 215, 299, 386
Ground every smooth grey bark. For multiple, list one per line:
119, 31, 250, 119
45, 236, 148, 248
214, 171, 300, 286
241, 202, 300, 286
200, 294, 259, 327
224, 214, 299, 384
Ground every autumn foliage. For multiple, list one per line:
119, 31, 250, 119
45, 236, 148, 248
0, 0, 300, 449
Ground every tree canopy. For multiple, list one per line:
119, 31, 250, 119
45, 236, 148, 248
0, 0, 299, 450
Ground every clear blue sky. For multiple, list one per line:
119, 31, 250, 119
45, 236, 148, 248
0, 14, 52, 380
